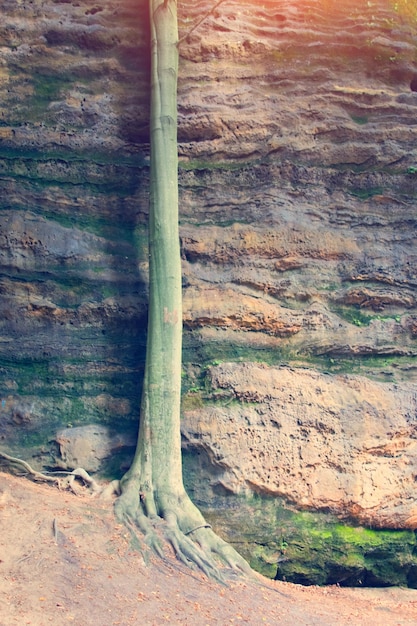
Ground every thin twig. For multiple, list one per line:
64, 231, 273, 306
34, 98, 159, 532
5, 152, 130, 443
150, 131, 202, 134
178, 0, 227, 45
53, 518, 58, 543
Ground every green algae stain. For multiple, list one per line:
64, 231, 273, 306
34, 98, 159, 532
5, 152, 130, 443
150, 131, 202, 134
350, 114, 369, 125
196, 494, 417, 587
32, 74, 71, 103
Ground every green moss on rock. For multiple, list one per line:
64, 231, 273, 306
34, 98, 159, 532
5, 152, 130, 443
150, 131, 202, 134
196, 494, 417, 587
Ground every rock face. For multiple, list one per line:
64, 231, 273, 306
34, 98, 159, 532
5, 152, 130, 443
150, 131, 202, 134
1, 0, 417, 538
182, 362, 417, 529
55, 424, 135, 473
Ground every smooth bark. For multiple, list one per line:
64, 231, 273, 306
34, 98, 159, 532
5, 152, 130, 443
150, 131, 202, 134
127, 0, 184, 513
115, 0, 250, 579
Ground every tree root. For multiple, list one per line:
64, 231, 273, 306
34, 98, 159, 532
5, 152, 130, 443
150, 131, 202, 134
0, 451, 101, 495
114, 477, 254, 585
0, 451, 60, 484
0, 452, 288, 591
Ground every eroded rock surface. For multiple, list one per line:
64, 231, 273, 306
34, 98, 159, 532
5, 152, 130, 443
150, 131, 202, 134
182, 362, 417, 528
0, 0, 417, 530
54, 424, 135, 473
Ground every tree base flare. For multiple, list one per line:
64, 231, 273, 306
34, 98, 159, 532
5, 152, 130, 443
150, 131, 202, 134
114, 474, 252, 583
0, 452, 254, 583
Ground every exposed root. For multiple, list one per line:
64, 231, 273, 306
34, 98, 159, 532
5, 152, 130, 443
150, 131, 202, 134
0, 451, 60, 485
0, 452, 287, 591
0, 451, 101, 495
58, 467, 102, 495
114, 476, 253, 585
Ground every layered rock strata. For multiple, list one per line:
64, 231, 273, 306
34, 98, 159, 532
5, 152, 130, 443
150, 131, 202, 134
0, 0, 417, 533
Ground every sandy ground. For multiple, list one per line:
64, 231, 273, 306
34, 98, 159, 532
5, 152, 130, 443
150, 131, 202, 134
1, 471, 417, 626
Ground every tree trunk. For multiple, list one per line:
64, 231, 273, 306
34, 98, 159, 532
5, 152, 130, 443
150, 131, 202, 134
129, 0, 184, 515
115, 0, 250, 580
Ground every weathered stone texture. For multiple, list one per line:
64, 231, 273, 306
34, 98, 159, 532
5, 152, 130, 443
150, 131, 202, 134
182, 362, 417, 528
0, 0, 417, 528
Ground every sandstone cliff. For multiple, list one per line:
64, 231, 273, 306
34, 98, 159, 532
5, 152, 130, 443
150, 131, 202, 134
1, 0, 417, 569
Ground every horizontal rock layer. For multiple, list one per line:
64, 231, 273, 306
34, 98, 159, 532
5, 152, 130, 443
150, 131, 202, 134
0, 0, 417, 528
